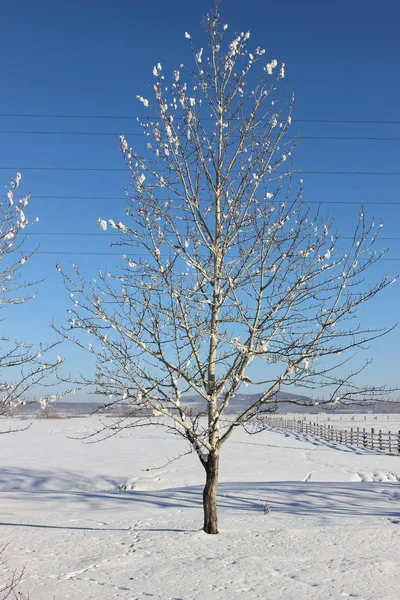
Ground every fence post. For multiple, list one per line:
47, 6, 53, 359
388, 431, 392, 453
350, 428, 353, 445
356, 427, 359, 448
378, 430, 383, 451
398, 431, 400, 454
371, 428, 374, 450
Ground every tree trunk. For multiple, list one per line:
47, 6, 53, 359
203, 450, 219, 534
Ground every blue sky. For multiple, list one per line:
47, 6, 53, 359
1, 0, 399, 397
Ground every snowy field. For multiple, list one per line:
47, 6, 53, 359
0, 417, 399, 600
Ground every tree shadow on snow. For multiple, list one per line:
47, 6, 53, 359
0, 521, 131, 532
0, 466, 121, 493
1, 478, 398, 521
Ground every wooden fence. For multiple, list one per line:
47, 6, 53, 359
265, 417, 400, 453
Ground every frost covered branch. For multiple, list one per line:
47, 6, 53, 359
0, 174, 71, 425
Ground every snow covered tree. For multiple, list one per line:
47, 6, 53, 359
0, 173, 66, 425
57, 4, 396, 533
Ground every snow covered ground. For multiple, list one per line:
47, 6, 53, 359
0, 417, 399, 600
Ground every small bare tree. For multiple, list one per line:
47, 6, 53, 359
0, 173, 67, 427
56, 4, 397, 533
0, 544, 26, 600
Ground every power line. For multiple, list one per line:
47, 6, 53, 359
296, 119, 400, 125
3, 166, 400, 175
27, 232, 400, 241
39, 251, 116, 256
300, 171, 400, 176
1, 113, 400, 124
29, 250, 400, 261
12, 195, 400, 205
1, 130, 400, 141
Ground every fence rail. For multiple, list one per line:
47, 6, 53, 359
265, 417, 400, 453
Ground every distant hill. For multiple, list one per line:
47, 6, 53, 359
182, 390, 310, 413
182, 392, 400, 414
6, 393, 400, 417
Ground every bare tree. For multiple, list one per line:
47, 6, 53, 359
0, 544, 28, 600
56, 4, 397, 534
0, 173, 67, 427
